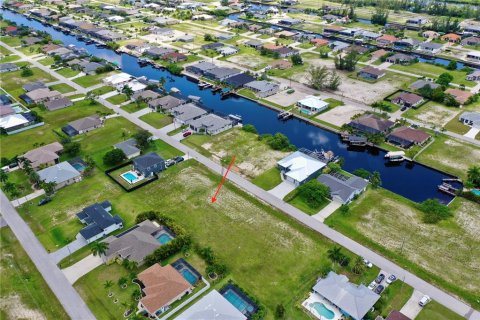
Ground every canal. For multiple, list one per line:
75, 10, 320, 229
2, 9, 457, 203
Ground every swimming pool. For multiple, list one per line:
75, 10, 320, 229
310, 302, 335, 320
222, 289, 255, 315
72, 162, 86, 172
121, 171, 141, 184
156, 233, 172, 245
181, 269, 198, 285
472, 189, 480, 196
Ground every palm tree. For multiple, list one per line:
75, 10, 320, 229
0, 169, 8, 184
352, 256, 365, 275
131, 288, 142, 301
118, 277, 128, 288
3, 181, 17, 194
91, 241, 109, 257
467, 165, 480, 188
327, 246, 342, 264
29, 171, 41, 188
104, 280, 114, 296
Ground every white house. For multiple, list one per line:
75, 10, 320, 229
277, 151, 326, 186
296, 96, 329, 115
103, 72, 133, 89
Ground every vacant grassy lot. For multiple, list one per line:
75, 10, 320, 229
38, 56, 55, 66
0, 227, 69, 320
49, 83, 76, 93
139, 112, 173, 129
0, 100, 111, 159
325, 188, 480, 307
0, 67, 57, 99
182, 128, 290, 178
443, 115, 472, 135
120, 101, 147, 113
0, 36, 21, 47
416, 301, 464, 320
403, 101, 459, 128
416, 135, 480, 179
56, 67, 81, 78
89, 85, 115, 96
73, 71, 117, 88
107, 93, 129, 105
0, 54, 20, 63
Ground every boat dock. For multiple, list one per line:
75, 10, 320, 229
278, 111, 293, 121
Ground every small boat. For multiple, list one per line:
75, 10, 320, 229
212, 86, 222, 93
438, 183, 457, 196
384, 151, 405, 162
170, 87, 180, 93
228, 114, 242, 122
188, 95, 202, 103
278, 111, 292, 120
138, 58, 150, 65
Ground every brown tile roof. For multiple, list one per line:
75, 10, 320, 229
311, 38, 329, 46
441, 33, 461, 41
352, 114, 394, 132
389, 126, 430, 144
394, 92, 423, 105
371, 49, 389, 59
138, 264, 192, 314
359, 66, 385, 77
386, 310, 411, 320
377, 34, 398, 43
263, 43, 283, 50
23, 142, 64, 168
445, 88, 473, 104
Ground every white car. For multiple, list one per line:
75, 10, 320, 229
386, 274, 397, 284
419, 295, 431, 307
363, 258, 373, 268
368, 281, 377, 290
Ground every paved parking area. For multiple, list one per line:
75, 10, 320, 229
268, 181, 296, 198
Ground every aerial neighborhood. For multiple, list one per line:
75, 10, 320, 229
1, 0, 479, 320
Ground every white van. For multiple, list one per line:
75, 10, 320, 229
419, 295, 431, 307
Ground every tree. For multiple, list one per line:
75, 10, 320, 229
296, 180, 330, 208
467, 166, 480, 188
327, 71, 341, 90
327, 246, 342, 263
103, 280, 114, 295
204, 33, 216, 42
370, 171, 381, 188
419, 198, 452, 223
220, 0, 229, 6
103, 149, 127, 166
64, 142, 81, 156
353, 168, 371, 179
444, 93, 460, 107
447, 60, 457, 70
29, 171, 41, 188
131, 288, 142, 301
334, 51, 359, 71
264, 133, 295, 151
327, 162, 341, 173
0, 169, 8, 183
134, 130, 152, 150
352, 256, 365, 274
307, 65, 329, 90
290, 54, 303, 66
371, 6, 389, 25
42, 181, 56, 196
340, 204, 350, 215
436, 72, 454, 86
118, 276, 128, 288
275, 304, 286, 319
21, 67, 33, 77
91, 241, 109, 257
122, 85, 134, 98
166, 63, 184, 75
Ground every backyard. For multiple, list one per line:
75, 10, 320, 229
325, 188, 480, 307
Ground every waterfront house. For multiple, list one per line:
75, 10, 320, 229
186, 61, 217, 75
76, 201, 123, 244
441, 33, 461, 43
145, 47, 176, 59
189, 114, 233, 135
376, 35, 397, 46
103, 72, 133, 88
349, 114, 394, 135
466, 51, 480, 62
463, 24, 480, 35
394, 38, 420, 49
62, 115, 103, 136
277, 150, 327, 186
162, 52, 187, 63
317, 173, 368, 204
114, 138, 141, 159
459, 111, 480, 128
461, 36, 480, 47
132, 153, 165, 177
223, 73, 256, 89
417, 42, 443, 54
387, 126, 431, 148
22, 142, 64, 169
392, 92, 424, 108
466, 70, 480, 81
312, 272, 380, 320
274, 30, 297, 39
385, 53, 415, 65
296, 96, 329, 115
357, 66, 385, 81
171, 103, 208, 124
445, 88, 473, 104
137, 264, 193, 317
37, 161, 82, 190
132, 90, 161, 102
244, 80, 279, 98
422, 31, 439, 39
311, 38, 329, 46
203, 67, 241, 81
361, 31, 381, 41
148, 95, 185, 111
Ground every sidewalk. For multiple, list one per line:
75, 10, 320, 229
11, 189, 45, 207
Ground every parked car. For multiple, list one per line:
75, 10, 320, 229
386, 274, 397, 284
419, 295, 431, 307
174, 156, 184, 163
38, 197, 51, 206
165, 159, 175, 167
375, 273, 385, 284
374, 285, 385, 294
363, 258, 373, 268
368, 281, 377, 290
401, 106, 407, 111
182, 131, 192, 137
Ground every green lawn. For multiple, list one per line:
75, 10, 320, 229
416, 301, 464, 320
443, 116, 472, 135
139, 112, 173, 129
56, 67, 81, 78
2, 169, 34, 200
267, 62, 309, 79
106, 94, 129, 105
17, 44, 42, 56
0, 54, 20, 63
0, 227, 69, 320
1, 36, 22, 47
89, 85, 115, 96
284, 189, 329, 215
120, 101, 147, 113
378, 281, 414, 318
415, 134, 480, 179
38, 56, 55, 66
252, 166, 282, 190
73, 71, 116, 88
49, 83, 76, 93
325, 187, 480, 308
0, 67, 57, 99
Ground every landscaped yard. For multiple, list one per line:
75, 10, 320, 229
415, 135, 480, 179
284, 188, 329, 215
3, 169, 33, 200
0, 227, 69, 320
325, 188, 480, 308
182, 128, 290, 178
120, 101, 147, 113
139, 112, 173, 129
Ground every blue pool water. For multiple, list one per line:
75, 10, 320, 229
122, 172, 137, 183
72, 163, 86, 172
472, 189, 480, 196
310, 302, 335, 320
223, 289, 255, 314
156, 233, 172, 244
181, 269, 198, 285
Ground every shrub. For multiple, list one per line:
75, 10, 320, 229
353, 168, 371, 179
418, 198, 452, 223
242, 124, 257, 134
264, 133, 296, 151
296, 180, 330, 208
103, 149, 126, 166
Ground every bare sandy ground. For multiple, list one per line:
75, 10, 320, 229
0, 295, 46, 320
266, 90, 308, 107
316, 104, 370, 127
410, 103, 459, 127
227, 54, 271, 70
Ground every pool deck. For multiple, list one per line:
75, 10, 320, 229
303, 292, 342, 320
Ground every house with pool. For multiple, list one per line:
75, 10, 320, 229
132, 152, 165, 178
303, 271, 380, 320
102, 219, 175, 265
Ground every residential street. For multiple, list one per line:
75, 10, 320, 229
1, 41, 479, 319
0, 191, 96, 320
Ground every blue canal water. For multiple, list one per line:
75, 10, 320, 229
2, 9, 457, 203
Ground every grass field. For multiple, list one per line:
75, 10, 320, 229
0, 228, 69, 320
415, 135, 480, 179
3, 170, 33, 200
325, 188, 480, 307
0, 67, 57, 99
416, 301, 464, 320
139, 112, 173, 129
49, 83, 76, 93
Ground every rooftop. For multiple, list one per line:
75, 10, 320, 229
277, 151, 327, 183
37, 161, 81, 185
177, 290, 247, 320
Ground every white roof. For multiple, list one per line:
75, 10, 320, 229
104, 72, 132, 85
176, 290, 247, 320
126, 80, 147, 92
297, 95, 329, 111
0, 114, 29, 129
277, 151, 326, 183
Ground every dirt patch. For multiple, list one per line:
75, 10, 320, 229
412, 104, 458, 127
266, 90, 307, 107
226, 54, 270, 70
316, 104, 370, 127
0, 295, 46, 320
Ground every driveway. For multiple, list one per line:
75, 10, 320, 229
268, 181, 296, 198
312, 201, 341, 222
10, 189, 45, 207
62, 254, 103, 284
401, 290, 425, 319
464, 127, 480, 139
49, 235, 88, 264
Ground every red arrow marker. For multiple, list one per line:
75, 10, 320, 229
211, 155, 236, 203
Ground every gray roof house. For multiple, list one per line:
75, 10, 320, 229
203, 67, 241, 81
103, 219, 168, 265
148, 95, 185, 111
409, 79, 440, 90
132, 152, 165, 177
170, 103, 208, 124
312, 271, 380, 320
177, 290, 247, 320
76, 201, 123, 244
186, 61, 217, 75
244, 80, 279, 98
385, 53, 415, 64
466, 70, 480, 81
317, 174, 368, 204
459, 111, 480, 129
114, 138, 141, 159
23, 81, 46, 92
81, 61, 103, 75
37, 161, 82, 190
417, 42, 443, 54
245, 39, 263, 49
44, 97, 73, 111
132, 90, 162, 101
0, 63, 19, 73
62, 115, 103, 136
189, 114, 234, 135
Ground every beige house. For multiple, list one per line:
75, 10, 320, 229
22, 142, 64, 169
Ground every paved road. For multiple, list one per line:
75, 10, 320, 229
0, 191, 96, 320
2, 41, 479, 319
